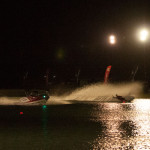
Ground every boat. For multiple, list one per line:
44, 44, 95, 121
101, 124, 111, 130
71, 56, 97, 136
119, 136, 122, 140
20, 90, 49, 105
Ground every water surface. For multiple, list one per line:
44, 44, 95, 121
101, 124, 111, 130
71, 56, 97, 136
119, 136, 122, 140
0, 99, 150, 150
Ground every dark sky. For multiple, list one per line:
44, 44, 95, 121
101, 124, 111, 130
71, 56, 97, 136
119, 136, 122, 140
1, 0, 150, 88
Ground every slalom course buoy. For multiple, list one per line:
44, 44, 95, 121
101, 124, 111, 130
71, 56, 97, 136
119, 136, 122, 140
20, 112, 23, 115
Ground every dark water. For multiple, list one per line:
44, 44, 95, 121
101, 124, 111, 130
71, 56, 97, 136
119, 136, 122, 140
0, 99, 150, 150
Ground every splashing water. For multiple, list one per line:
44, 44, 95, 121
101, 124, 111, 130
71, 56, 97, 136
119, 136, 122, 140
47, 82, 143, 105
0, 82, 143, 105
0, 97, 21, 105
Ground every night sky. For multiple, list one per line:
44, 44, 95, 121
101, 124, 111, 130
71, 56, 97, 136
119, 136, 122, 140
1, 0, 150, 88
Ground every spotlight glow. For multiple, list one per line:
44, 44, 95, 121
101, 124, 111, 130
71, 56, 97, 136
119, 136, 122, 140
109, 35, 116, 44
139, 29, 149, 42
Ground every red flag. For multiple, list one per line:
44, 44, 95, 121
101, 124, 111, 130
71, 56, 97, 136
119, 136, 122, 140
104, 66, 112, 83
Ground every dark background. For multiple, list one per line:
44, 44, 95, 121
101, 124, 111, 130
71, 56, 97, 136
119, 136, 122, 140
1, 0, 150, 88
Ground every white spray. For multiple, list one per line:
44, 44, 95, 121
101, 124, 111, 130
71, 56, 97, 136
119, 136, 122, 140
47, 82, 143, 104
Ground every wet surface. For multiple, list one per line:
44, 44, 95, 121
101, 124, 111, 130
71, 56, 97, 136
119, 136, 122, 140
0, 99, 150, 150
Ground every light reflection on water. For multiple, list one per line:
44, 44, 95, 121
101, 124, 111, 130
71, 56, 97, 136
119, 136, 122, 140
1, 99, 150, 149
90, 99, 150, 150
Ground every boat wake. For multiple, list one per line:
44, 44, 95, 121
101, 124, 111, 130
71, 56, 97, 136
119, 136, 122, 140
0, 97, 21, 105
47, 82, 143, 105
0, 82, 143, 105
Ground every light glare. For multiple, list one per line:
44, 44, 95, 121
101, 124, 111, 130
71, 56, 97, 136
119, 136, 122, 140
109, 35, 116, 44
139, 29, 149, 42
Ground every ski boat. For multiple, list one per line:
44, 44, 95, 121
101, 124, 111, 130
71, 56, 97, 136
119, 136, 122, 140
20, 90, 49, 105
